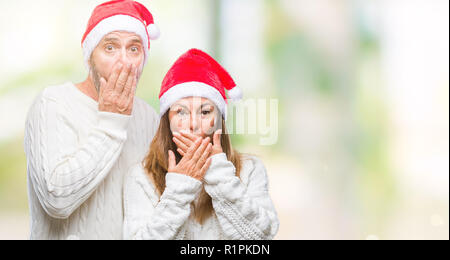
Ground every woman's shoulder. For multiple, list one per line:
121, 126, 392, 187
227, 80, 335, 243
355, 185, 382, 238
124, 163, 160, 220
127, 162, 146, 182
126, 162, 158, 199
241, 154, 266, 171
239, 154, 269, 186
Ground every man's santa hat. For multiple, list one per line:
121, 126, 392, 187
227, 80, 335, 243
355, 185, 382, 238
81, 0, 160, 70
159, 49, 243, 120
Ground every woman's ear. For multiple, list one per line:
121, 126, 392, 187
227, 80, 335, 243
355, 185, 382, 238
214, 108, 222, 127
207, 110, 222, 135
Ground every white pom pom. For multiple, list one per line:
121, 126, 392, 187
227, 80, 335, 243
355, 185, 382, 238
228, 87, 243, 101
147, 24, 160, 40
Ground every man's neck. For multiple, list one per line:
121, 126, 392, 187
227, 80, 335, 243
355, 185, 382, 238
75, 77, 99, 102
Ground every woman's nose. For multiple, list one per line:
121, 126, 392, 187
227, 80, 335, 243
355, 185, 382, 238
189, 114, 200, 133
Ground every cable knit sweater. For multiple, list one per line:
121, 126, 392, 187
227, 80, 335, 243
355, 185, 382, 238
123, 153, 280, 240
23, 82, 159, 240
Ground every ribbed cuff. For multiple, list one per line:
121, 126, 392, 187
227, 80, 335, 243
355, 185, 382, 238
165, 172, 203, 195
204, 153, 236, 185
96, 111, 131, 140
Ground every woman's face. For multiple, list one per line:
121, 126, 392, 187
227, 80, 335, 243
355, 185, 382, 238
168, 97, 220, 139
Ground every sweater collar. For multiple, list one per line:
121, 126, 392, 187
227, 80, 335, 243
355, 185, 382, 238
67, 82, 99, 110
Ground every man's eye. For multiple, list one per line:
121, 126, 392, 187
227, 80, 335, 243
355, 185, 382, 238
131, 47, 139, 52
105, 45, 114, 51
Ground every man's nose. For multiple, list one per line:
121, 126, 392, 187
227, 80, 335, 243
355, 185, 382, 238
118, 48, 131, 65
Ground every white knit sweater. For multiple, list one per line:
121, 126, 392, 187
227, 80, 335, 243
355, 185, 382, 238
24, 82, 159, 240
123, 153, 280, 240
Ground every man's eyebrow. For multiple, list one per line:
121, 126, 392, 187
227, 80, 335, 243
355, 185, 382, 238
102, 37, 120, 43
129, 37, 143, 45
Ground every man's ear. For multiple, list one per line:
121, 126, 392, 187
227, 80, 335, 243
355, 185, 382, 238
87, 55, 93, 73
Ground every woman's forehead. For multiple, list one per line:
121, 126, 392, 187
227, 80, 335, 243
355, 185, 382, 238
172, 97, 215, 107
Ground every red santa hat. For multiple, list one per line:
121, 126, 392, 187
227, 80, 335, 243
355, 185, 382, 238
81, 0, 160, 70
159, 49, 243, 120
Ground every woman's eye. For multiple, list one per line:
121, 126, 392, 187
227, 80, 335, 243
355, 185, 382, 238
177, 109, 188, 116
201, 110, 211, 116
131, 47, 138, 52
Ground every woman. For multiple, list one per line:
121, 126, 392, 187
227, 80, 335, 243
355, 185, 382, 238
123, 49, 279, 240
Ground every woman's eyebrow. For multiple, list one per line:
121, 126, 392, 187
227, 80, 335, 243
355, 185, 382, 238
172, 103, 189, 110
201, 103, 214, 109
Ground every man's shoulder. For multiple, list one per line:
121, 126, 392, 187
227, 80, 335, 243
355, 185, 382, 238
27, 82, 73, 116
32, 82, 74, 105
133, 97, 159, 120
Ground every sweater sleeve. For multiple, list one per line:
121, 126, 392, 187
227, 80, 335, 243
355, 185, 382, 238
203, 153, 280, 240
123, 167, 202, 240
24, 91, 131, 219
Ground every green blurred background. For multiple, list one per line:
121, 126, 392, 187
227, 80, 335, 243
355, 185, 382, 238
0, 0, 448, 239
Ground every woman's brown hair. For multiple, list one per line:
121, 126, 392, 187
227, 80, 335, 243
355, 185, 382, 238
142, 112, 242, 224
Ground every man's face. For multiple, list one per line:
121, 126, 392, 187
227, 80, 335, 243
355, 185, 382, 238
89, 31, 145, 92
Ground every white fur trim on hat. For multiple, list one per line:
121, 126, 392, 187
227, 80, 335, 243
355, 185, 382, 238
227, 86, 243, 101
147, 24, 160, 40
82, 15, 149, 70
159, 82, 228, 120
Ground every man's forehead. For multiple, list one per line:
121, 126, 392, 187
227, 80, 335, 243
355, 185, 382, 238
102, 31, 143, 43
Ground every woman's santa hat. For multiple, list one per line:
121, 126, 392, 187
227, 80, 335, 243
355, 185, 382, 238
81, 0, 160, 70
159, 49, 243, 120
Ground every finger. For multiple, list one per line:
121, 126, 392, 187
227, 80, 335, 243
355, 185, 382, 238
173, 132, 194, 148
115, 63, 132, 93
173, 136, 189, 153
213, 129, 222, 147
192, 137, 210, 161
177, 148, 185, 157
107, 62, 123, 93
99, 77, 107, 97
199, 158, 212, 177
125, 75, 137, 113
185, 137, 202, 159
180, 130, 201, 143
168, 150, 176, 170
195, 143, 212, 170
122, 64, 137, 98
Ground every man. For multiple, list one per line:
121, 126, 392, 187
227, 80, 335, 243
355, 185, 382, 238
23, 0, 160, 240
